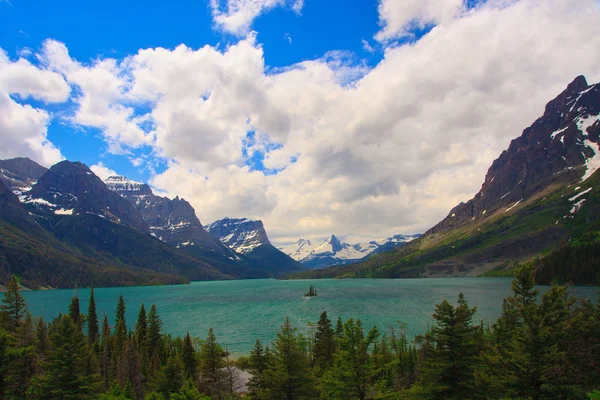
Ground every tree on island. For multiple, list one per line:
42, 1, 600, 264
305, 285, 317, 297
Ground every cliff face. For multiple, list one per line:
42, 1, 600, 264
427, 76, 599, 236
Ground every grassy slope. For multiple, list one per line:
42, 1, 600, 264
289, 168, 600, 280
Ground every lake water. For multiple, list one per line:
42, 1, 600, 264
21, 278, 598, 355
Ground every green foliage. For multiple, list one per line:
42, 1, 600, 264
40, 314, 100, 399
1, 275, 27, 330
258, 317, 316, 400
88, 287, 99, 351
0, 267, 598, 399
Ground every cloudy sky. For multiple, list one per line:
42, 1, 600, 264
1, 0, 599, 245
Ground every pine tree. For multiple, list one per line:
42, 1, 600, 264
36, 316, 49, 358
114, 295, 127, 357
182, 332, 197, 379
261, 317, 315, 399
417, 293, 479, 399
146, 304, 163, 361
320, 318, 378, 400
100, 313, 113, 390
4, 311, 38, 398
88, 287, 99, 351
199, 328, 226, 397
135, 303, 147, 349
40, 314, 99, 399
69, 293, 81, 328
312, 311, 335, 374
0, 328, 16, 398
117, 338, 144, 399
335, 317, 344, 339
248, 339, 268, 397
0, 275, 27, 331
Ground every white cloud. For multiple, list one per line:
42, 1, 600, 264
0, 50, 68, 166
210, 0, 304, 36
90, 162, 118, 180
362, 39, 375, 53
10, 0, 600, 244
40, 40, 153, 153
374, 0, 464, 42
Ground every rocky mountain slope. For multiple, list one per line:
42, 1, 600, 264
1, 161, 233, 286
207, 218, 305, 274
103, 176, 269, 278
0, 157, 48, 194
290, 76, 600, 283
279, 234, 420, 269
0, 179, 189, 288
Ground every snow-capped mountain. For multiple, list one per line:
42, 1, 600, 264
207, 218, 305, 274
103, 175, 260, 273
206, 218, 271, 254
22, 161, 148, 231
280, 233, 420, 269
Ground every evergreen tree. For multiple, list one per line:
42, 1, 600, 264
114, 295, 127, 357
320, 318, 378, 400
0, 275, 27, 331
35, 316, 49, 359
117, 338, 145, 399
88, 287, 99, 351
199, 328, 226, 397
248, 339, 268, 397
4, 312, 38, 398
261, 317, 315, 400
417, 293, 479, 399
182, 332, 197, 379
100, 313, 113, 390
0, 328, 15, 398
312, 311, 335, 374
40, 314, 99, 399
334, 317, 344, 339
135, 303, 147, 349
69, 293, 81, 328
146, 305, 163, 361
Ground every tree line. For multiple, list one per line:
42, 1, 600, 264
0, 265, 599, 399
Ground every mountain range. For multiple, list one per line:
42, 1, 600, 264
0, 160, 303, 288
291, 75, 600, 284
279, 234, 420, 269
2, 75, 599, 288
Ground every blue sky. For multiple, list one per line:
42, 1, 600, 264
1, 0, 598, 242
0, 0, 388, 182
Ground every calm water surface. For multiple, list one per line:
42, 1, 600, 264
22, 278, 598, 355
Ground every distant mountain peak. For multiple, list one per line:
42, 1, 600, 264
0, 157, 48, 194
280, 233, 420, 269
206, 218, 270, 253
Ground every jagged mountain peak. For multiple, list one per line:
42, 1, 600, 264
206, 217, 271, 253
23, 161, 149, 232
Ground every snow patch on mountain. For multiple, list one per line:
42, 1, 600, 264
206, 218, 270, 254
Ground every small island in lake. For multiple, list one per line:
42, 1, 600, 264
305, 285, 317, 297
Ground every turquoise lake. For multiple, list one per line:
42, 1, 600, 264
21, 278, 598, 355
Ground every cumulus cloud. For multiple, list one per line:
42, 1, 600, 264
40, 40, 153, 153
0, 50, 69, 166
210, 0, 304, 36
4, 0, 600, 245
374, 0, 465, 42
90, 162, 118, 180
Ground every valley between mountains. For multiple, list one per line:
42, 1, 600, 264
1, 75, 599, 288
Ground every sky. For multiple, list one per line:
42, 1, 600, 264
1, 0, 600, 246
